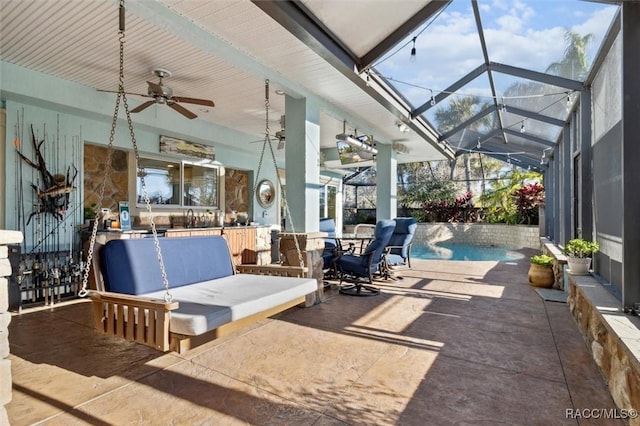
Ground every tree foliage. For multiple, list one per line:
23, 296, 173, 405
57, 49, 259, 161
480, 168, 543, 224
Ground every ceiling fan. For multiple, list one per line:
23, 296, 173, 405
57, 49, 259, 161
100, 68, 215, 119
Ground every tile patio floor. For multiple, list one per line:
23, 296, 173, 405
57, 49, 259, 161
7, 253, 623, 425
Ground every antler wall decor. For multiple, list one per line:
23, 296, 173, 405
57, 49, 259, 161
15, 124, 77, 224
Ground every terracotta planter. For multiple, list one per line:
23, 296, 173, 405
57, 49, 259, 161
567, 257, 591, 275
528, 263, 554, 288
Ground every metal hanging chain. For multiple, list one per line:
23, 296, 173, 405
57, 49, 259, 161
80, 0, 172, 302
253, 80, 304, 268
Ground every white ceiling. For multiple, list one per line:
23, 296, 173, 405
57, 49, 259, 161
0, 0, 448, 169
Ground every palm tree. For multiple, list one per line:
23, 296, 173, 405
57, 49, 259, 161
546, 30, 593, 80
434, 96, 494, 194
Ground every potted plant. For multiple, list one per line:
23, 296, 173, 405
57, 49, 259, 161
83, 203, 97, 227
528, 254, 555, 288
563, 238, 599, 275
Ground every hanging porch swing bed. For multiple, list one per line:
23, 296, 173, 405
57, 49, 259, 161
81, 1, 315, 354
89, 236, 316, 353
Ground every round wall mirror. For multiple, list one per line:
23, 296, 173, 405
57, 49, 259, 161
256, 179, 276, 208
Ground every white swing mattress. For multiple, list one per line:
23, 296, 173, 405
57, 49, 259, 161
140, 273, 317, 336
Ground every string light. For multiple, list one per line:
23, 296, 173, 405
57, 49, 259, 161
566, 92, 572, 112
501, 97, 507, 113
365, 69, 370, 87
458, 148, 525, 156
430, 90, 436, 106
410, 37, 417, 62
476, 137, 481, 149
520, 120, 526, 133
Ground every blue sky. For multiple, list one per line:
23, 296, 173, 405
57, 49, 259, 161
375, 0, 619, 109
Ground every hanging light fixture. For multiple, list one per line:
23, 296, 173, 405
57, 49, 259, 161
410, 37, 417, 62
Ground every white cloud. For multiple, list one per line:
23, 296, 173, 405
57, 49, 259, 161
496, 14, 524, 33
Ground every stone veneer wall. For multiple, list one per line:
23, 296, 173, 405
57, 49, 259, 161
540, 237, 568, 290
414, 223, 540, 249
84, 144, 128, 214
568, 274, 640, 426
225, 169, 249, 223
0, 230, 24, 425
254, 225, 271, 265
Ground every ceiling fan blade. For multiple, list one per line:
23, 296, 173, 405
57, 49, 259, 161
172, 96, 215, 107
168, 102, 197, 119
130, 100, 156, 113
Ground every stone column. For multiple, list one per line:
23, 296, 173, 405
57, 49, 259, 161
279, 232, 325, 305
0, 230, 24, 425
254, 226, 272, 265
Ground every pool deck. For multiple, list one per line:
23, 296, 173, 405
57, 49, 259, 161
6, 251, 622, 425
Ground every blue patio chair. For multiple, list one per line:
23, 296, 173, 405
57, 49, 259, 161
383, 217, 418, 279
320, 217, 340, 279
336, 219, 395, 296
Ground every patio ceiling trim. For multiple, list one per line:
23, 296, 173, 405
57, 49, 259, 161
412, 63, 487, 118
251, 0, 359, 72
487, 62, 584, 91
438, 105, 495, 141
360, 1, 451, 72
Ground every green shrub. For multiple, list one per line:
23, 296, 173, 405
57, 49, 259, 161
531, 254, 554, 266
563, 239, 599, 258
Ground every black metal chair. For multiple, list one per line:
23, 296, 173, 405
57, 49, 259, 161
336, 219, 396, 296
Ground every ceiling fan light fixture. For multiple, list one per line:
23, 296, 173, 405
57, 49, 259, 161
395, 121, 410, 133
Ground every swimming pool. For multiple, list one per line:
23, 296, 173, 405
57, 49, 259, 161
411, 242, 525, 261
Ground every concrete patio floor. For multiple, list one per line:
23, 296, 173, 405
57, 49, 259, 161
7, 253, 623, 425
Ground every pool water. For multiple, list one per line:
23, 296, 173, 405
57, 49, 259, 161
411, 242, 524, 261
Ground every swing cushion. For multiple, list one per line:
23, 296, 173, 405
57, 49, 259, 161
101, 236, 235, 295
98, 234, 318, 337
140, 274, 316, 336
